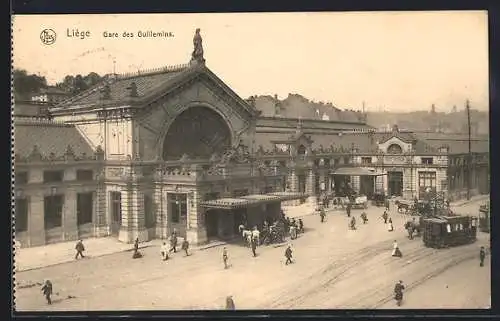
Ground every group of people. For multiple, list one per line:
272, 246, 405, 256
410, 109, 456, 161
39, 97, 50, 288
160, 229, 190, 261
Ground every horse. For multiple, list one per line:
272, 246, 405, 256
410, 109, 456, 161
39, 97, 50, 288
251, 229, 260, 245
242, 230, 253, 247
404, 220, 421, 238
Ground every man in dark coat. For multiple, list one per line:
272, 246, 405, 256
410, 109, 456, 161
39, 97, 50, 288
222, 247, 229, 269
75, 240, 85, 259
251, 238, 257, 257
346, 203, 352, 217
480, 246, 486, 267
382, 211, 389, 224
181, 238, 190, 257
41, 280, 53, 305
285, 244, 293, 265
169, 231, 178, 253
394, 280, 405, 306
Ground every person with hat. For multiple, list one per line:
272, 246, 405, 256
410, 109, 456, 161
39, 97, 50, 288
285, 244, 293, 265
75, 239, 85, 260
480, 246, 486, 267
41, 279, 53, 305
394, 280, 405, 306
181, 238, 190, 257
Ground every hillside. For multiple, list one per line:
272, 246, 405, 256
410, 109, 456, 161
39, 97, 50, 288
366, 110, 489, 135
250, 93, 489, 135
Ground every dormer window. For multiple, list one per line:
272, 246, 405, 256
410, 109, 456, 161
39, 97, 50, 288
126, 82, 138, 97
387, 144, 402, 154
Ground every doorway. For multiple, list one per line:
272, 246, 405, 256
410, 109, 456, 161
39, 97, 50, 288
388, 171, 403, 196
205, 210, 219, 238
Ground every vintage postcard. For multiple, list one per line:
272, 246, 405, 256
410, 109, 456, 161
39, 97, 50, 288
12, 12, 490, 311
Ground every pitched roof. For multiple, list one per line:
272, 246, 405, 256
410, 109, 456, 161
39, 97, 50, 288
51, 63, 260, 118
413, 132, 489, 154
53, 64, 192, 109
14, 119, 94, 159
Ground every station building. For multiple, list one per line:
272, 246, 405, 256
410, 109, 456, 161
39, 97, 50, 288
13, 30, 489, 248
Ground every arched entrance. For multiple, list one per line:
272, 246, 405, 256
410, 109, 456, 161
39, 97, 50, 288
162, 106, 232, 160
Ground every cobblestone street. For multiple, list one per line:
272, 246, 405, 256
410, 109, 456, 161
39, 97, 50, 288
14, 197, 490, 311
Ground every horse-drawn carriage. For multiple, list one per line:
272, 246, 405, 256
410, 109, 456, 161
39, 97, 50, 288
260, 220, 286, 245
347, 195, 368, 209
372, 193, 386, 207
422, 215, 478, 249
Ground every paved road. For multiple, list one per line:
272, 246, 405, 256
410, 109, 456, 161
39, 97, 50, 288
15, 200, 489, 311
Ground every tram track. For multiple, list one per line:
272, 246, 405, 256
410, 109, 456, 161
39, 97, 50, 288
268, 239, 478, 309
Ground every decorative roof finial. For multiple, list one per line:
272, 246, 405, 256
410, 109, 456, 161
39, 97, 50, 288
190, 28, 205, 65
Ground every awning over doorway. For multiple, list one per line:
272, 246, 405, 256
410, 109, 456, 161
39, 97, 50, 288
199, 192, 306, 210
331, 167, 386, 176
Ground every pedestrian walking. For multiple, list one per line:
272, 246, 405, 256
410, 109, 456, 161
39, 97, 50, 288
360, 212, 368, 224
320, 207, 326, 223
385, 198, 390, 211
75, 239, 85, 259
387, 217, 394, 232
349, 216, 357, 230
298, 219, 304, 233
480, 246, 486, 267
169, 231, 178, 253
290, 225, 297, 240
181, 238, 190, 256
382, 211, 388, 224
41, 280, 53, 305
285, 244, 293, 265
222, 247, 229, 269
346, 203, 352, 217
251, 238, 257, 257
392, 240, 402, 257
161, 242, 169, 261
394, 280, 405, 306
225, 295, 235, 310
132, 237, 143, 259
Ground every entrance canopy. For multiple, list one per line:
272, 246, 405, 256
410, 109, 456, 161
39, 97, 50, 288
331, 167, 386, 176
199, 192, 306, 210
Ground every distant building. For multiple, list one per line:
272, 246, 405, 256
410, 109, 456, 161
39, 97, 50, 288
31, 86, 71, 104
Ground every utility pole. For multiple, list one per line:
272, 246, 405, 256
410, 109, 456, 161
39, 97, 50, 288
466, 99, 472, 200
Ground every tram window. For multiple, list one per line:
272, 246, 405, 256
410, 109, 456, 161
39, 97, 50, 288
459, 224, 464, 230
446, 224, 451, 233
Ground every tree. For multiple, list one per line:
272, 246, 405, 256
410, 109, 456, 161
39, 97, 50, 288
55, 72, 103, 95
13, 68, 48, 99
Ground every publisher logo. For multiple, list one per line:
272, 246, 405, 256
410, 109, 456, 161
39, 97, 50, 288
40, 29, 56, 45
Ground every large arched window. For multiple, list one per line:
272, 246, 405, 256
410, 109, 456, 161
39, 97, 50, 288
387, 143, 403, 154
162, 106, 232, 160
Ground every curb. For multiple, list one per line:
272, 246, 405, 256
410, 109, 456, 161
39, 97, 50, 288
16, 240, 233, 273
16, 243, 156, 273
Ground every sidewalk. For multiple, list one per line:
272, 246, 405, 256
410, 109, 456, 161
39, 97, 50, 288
14, 236, 228, 273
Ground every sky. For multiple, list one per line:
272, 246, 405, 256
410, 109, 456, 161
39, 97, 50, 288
12, 12, 489, 112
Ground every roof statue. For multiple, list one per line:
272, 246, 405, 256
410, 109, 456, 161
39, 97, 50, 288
191, 28, 205, 65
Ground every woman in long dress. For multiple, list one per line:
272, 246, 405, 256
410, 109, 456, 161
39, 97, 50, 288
392, 240, 402, 257
387, 217, 394, 232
